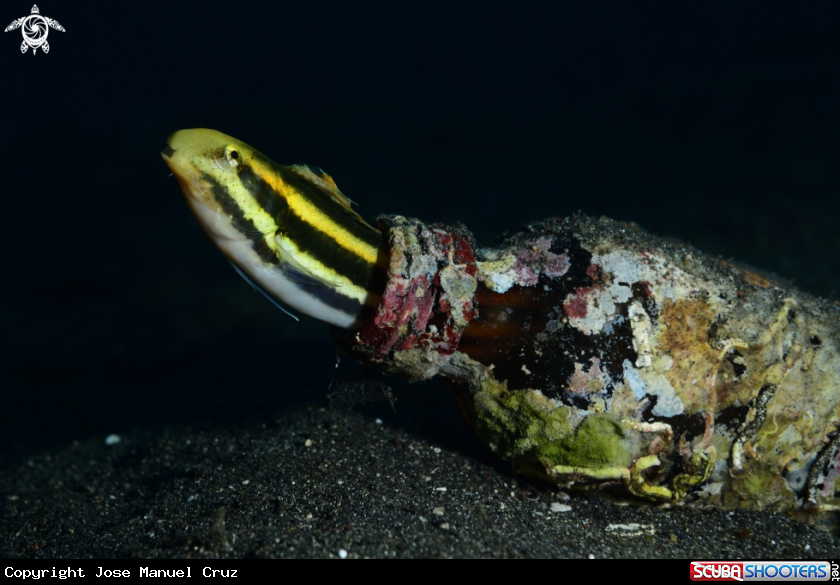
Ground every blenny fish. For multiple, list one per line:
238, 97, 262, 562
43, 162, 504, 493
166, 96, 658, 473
163, 129, 840, 528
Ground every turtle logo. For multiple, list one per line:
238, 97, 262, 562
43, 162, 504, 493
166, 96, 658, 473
4, 5, 64, 55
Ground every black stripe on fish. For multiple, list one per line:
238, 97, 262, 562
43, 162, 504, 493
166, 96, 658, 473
281, 208, 388, 292
237, 164, 289, 222
287, 270, 368, 317
200, 171, 279, 266
237, 164, 387, 290
275, 164, 384, 249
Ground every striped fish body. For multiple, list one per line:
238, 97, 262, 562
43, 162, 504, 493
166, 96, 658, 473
162, 129, 387, 329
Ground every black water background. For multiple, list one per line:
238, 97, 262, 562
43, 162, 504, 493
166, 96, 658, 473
2, 2, 840, 467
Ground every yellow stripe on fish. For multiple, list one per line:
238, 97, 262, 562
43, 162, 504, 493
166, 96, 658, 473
161, 128, 388, 329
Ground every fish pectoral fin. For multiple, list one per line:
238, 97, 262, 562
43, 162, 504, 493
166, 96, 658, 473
274, 233, 344, 290
229, 262, 299, 322
281, 263, 330, 289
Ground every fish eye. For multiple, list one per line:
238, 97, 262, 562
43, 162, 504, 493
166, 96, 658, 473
214, 145, 241, 170
225, 145, 241, 167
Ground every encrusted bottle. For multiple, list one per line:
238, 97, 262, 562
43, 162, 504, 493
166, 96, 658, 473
333, 213, 840, 525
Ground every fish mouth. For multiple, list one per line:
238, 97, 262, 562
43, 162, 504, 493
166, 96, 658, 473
161, 143, 175, 159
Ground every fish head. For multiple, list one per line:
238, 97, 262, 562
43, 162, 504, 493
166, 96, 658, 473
161, 128, 255, 215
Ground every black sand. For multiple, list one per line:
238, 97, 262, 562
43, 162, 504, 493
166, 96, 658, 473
3, 1, 840, 559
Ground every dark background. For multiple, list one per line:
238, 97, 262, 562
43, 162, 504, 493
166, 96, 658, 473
2, 1, 840, 557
